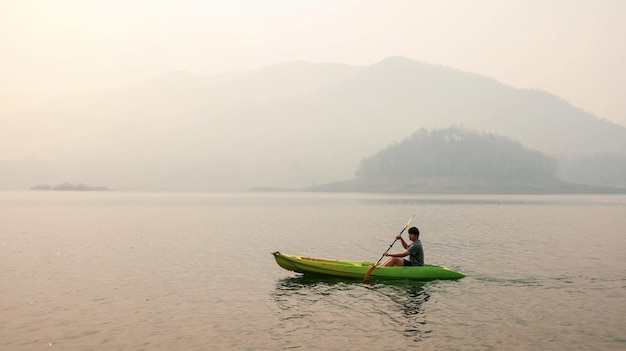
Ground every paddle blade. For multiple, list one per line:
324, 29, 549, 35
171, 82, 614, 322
363, 264, 377, 282
404, 214, 416, 229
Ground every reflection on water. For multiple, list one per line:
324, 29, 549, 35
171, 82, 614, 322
271, 275, 432, 347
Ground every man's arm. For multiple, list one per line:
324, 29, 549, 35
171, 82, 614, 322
383, 249, 409, 258
397, 235, 409, 249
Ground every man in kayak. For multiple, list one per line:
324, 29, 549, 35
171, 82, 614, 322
381, 226, 424, 266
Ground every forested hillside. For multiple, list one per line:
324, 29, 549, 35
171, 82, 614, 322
356, 127, 557, 181
309, 127, 625, 194
557, 154, 626, 188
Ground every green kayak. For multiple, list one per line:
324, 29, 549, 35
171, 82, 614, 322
272, 252, 465, 280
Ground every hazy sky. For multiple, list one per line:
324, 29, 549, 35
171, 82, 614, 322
2, 0, 625, 126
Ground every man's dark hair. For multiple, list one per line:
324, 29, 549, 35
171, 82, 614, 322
408, 226, 419, 237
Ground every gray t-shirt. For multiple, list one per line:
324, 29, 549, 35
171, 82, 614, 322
408, 240, 424, 266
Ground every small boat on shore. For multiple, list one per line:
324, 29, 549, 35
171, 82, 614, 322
272, 252, 465, 281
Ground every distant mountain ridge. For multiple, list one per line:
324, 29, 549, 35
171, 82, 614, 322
1, 57, 625, 191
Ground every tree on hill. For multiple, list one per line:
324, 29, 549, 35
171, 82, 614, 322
355, 127, 557, 181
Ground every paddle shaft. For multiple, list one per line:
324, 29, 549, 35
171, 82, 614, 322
372, 226, 408, 266
364, 214, 415, 282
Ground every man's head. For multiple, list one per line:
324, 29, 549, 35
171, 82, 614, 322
408, 226, 419, 239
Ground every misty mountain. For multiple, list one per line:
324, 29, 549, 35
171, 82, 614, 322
2, 57, 625, 191
309, 127, 625, 194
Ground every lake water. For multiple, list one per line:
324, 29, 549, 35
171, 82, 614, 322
1, 191, 625, 350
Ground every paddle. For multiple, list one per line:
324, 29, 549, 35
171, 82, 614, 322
363, 214, 415, 282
